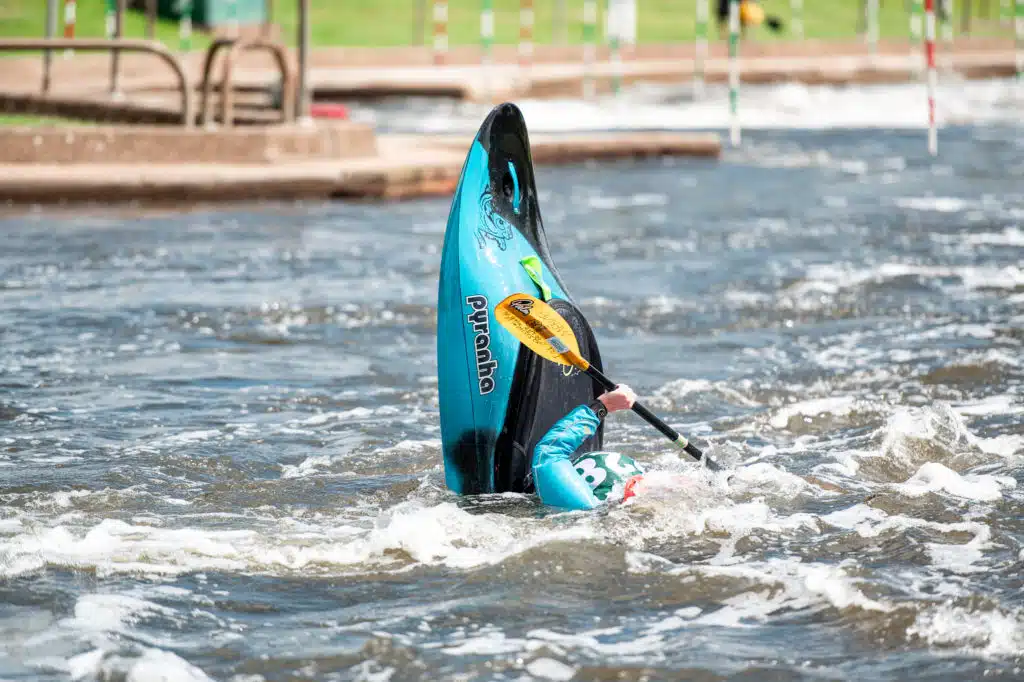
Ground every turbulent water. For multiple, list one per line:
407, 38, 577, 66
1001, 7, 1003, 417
2, 121, 1023, 681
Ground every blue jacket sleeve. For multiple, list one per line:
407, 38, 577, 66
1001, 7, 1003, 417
532, 405, 602, 510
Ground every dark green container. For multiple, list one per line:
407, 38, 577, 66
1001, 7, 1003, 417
153, 0, 266, 28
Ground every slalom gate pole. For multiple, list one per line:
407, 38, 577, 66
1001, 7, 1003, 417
911, 0, 924, 73
583, 0, 597, 99
867, 0, 879, 58
1016, 0, 1023, 80
433, 0, 449, 64
520, 0, 534, 71
940, 0, 953, 70
178, 0, 194, 53
695, 0, 708, 97
728, 0, 740, 146
791, 0, 804, 39
63, 0, 76, 57
925, 0, 938, 155
481, 0, 494, 99
608, 0, 621, 96
228, 0, 239, 37
105, 0, 116, 40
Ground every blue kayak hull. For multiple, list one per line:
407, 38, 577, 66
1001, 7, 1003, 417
437, 103, 605, 495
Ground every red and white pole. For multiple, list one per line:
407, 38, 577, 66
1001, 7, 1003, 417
925, 0, 938, 155
63, 0, 76, 56
433, 0, 449, 65
519, 0, 534, 71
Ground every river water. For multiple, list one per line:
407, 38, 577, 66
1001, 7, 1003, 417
2, 88, 1023, 681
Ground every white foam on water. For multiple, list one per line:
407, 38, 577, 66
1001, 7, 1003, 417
895, 196, 973, 213
789, 263, 1024, 299
654, 558, 893, 623
65, 593, 180, 634
954, 395, 1024, 418
820, 503, 994, 575
932, 226, 1024, 247
525, 658, 577, 681
895, 462, 1016, 502
1, 495, 616, 578
768, 396, 866, 430
653, 378, 760, 408
908, 603, 1024, 658
68, 647, 213, 682
377, 79, 1022, 136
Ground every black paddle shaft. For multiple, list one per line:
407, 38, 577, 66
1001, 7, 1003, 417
583, 366, 721, 471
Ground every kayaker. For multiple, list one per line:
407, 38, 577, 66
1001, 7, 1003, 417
716, 0, 783, 36
532, 384, 649, 510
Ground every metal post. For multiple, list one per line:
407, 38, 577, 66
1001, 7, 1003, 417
146, 0, 156, 39
43, 0, 58, 93
695, 0, 708, 97
110, 0, 124, 98
728, 0, 740, 146
298, 0, 311, 123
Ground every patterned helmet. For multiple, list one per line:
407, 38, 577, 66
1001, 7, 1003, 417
571, 451, 645, 503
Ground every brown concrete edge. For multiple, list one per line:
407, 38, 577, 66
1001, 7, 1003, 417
0, 132, 722, 207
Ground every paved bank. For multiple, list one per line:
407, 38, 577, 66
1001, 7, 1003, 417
0, 130, 721, 207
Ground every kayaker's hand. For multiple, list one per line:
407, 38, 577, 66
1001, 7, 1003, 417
599, 384, 636, 413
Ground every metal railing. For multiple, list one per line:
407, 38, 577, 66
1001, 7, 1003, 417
0, 38, 194, 127
199, 37, 296, 127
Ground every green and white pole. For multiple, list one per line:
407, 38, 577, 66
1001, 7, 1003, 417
910, 0, 925, 74
481, 0, 494, 100
1016, 0, 1023, 80
582, 0, 597, 99
939, 0, 953, 70
177, 0, 193, 53
607, 0, 621, 96
866, 0, 879, 59
728, 0, 740, 146
695, 0, 708, 98
791, 0, 804, 39
104, 0, 116, 39
227, 0, 239, 37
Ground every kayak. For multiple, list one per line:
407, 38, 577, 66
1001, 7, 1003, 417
437, 102, 606, 495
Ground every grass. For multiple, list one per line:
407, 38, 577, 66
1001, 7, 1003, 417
0, 113, 88, 125
0, 0, 1013, 50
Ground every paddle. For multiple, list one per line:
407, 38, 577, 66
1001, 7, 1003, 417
495, 293, 723, 472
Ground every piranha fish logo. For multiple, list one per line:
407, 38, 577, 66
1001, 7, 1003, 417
508, 299, 534, 316
476, 191, 515, 251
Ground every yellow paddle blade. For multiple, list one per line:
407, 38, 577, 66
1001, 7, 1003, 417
495, 293, 590, 371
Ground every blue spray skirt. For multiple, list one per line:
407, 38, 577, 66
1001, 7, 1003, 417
437, 103, 605, 495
